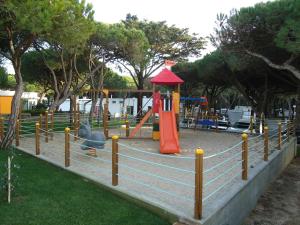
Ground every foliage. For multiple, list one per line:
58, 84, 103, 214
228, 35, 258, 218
212, 0, 300, 72
0, 66, 8, 88
103, 69, 128, 89
112, 14, 205, 89
209, 0, 300, 115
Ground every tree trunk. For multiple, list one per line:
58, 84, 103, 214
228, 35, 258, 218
89, 90, 97, 124
97, 65, 105, 125
0, 68, 23, 149
136, 79, 144, 122
69, 95, 75, 126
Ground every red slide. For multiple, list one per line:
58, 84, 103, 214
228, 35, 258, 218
159, 104, 180, 154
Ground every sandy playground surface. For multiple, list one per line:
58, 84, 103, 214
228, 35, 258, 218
18, 128, 278, 221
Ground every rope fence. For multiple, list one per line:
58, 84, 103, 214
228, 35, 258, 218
1, 116, 296, 221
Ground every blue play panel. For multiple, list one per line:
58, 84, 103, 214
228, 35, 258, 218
196, 119, 216, 126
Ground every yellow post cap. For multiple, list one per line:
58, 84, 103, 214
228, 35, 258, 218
242, 133, 248, 140
112, 135, 119, 140
264, 126, 268, 130
196, 148, 204, 155
35, 122, 40, 126
125, 120, 129, 123
65, 127, 70, 132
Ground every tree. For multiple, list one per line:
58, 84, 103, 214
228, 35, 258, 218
33, 2, 96, 111
211, 0, 300, 127
0, 0, 96, 148
173, 51, 231, 110
21, 51, 53, 100
113, 14, 205, 114
0, 66, 8, 89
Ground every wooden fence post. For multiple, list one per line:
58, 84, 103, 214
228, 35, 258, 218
104, 103, 109, 138
287, 120, 290, 141
50, 110, 54, 140
125, 120, 130, 137
73, 112, 78, 141
35, 122, 40, 155
278, 122, 282, 150
242, 133, 248, 180
0, 117, 4, 140
194, 148, 204, 220
293, 119, 296, 136
39, 114, 43, 130
15, 119, 20, 146
45, 111, 48, 143
112, 135, 119, 186
65, 127, 70, 167
264, 126, 269, 161
250, 116, 254, 134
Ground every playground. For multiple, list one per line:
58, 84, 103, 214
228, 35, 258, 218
16, 128, 260, 218
0, 68, 295, 224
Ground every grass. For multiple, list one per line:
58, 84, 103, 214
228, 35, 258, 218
0, 149, 170, 225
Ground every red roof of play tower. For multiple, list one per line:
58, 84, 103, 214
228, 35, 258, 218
150, 68, 184, 85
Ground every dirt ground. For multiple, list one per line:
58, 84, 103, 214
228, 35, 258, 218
244, 157, 300, 225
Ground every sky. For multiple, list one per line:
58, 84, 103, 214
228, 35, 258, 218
87, 0, 271, 38
4, 0, 272, 74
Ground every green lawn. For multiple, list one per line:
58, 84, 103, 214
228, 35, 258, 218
0, 149, 170, 225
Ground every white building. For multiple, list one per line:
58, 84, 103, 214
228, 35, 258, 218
58, 96, 153, 117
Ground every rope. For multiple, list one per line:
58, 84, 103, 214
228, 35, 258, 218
203, 171, 242, 203
117, 152, 195, 174
204, 161, 242, 188
268, 131, 279, 139
118, 173, 193, 202
69, 141, 111, 154
282, 136, 289, 144
70, 157, 111, 174
117, 163, 194, 188
69, 133, 106, 144
70, 147, 112, 164
248, 133, 263, 141
248, 142, 264, 151
19, 133, 35, 137
20, 130, 34, 134
204, 150, 241, 174
118, 142, 195, 160
204, 141, 243, 160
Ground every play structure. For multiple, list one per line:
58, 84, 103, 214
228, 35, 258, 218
151, 68, 183, 154
180, 96, 220, 130
90, 68, 183, 154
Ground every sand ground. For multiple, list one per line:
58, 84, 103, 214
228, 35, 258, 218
18, 128, 279, 220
